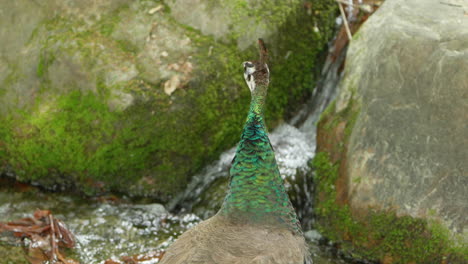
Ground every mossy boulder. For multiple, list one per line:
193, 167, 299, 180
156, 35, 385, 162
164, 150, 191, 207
0, 0, 337, 199
313, 0, 468, 262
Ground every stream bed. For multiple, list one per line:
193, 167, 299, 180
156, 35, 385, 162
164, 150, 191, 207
0, 181, 347, 264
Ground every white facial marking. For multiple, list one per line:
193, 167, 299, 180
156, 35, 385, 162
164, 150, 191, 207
243, 62, 256, 92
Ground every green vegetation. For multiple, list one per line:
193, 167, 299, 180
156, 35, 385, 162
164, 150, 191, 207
37, 51, 55, 78
0, 246, 28, 264
98, 5, 127, 37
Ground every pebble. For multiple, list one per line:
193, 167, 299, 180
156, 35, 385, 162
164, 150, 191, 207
304, 230, 323, 242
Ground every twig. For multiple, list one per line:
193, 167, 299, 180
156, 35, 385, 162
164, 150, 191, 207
49, 214, 57, 262
439, 1, 462, 7
338, 2, 353, 41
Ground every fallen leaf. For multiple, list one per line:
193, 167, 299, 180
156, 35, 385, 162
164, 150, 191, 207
181, 62, 193, 74
164, 75, 181, 95
25, 247, 48, 264
168, 63, 180, 71
148, 5, 163, 15
33, 210, 51, 220
105, 259, 122, 264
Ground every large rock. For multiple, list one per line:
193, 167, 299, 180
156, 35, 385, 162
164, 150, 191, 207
315, 0, 467, 262
0, 0, 337, 199
342, 0, 468, 235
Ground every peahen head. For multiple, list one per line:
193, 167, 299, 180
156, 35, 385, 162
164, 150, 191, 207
243, 39, 270, 96
243, 61, 269, 93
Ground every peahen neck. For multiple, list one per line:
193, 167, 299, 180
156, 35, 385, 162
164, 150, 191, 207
219, 85, 301, 234
248, 87, 267, 118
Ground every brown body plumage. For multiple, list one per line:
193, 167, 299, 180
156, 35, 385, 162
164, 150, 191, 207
160, 214, 308, 264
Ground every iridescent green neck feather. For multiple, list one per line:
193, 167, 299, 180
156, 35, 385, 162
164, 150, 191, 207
220, 84, 302, 235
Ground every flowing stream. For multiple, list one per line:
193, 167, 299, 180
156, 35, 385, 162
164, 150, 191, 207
0, 43, 349, 263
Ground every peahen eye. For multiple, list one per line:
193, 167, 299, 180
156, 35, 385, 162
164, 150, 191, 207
247, 75, 251, 81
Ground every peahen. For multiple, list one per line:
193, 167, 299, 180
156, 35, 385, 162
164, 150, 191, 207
160, 39, 310, 264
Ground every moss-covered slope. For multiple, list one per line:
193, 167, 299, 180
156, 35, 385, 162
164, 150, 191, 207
0, 0, 337, 199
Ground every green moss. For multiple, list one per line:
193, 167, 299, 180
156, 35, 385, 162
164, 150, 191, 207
115, 39, 139, 53
97, 5, 128, 37
344, 109, 358, 138
0, 118, 11, 160
6, 91, 114, 179
37, 50, 55, 78
0, 245, 28, 264
319, 99, 336, 123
